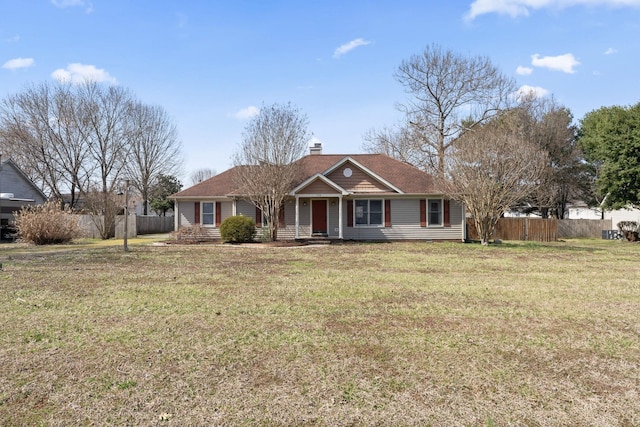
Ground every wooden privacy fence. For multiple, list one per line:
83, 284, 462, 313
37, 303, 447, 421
136, 215, 174, 235
467, 218, 612, 242
557, 219, 611, 239
467, 218, 557, 242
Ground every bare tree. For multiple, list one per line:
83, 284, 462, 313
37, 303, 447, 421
124, 102, 183, 215
82, 186, 122, 239
189, 167, 216, 185
0, 82, 92, 206
72, 82, 135, 238
366, 44, 515, 175
363, 125, 432, 172
444, 112, 548, 245
76, 82, 132, 195
232, 103, 311, 241
0, 80, 185, 238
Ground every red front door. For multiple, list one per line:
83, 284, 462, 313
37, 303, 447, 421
312, 200, 328, 235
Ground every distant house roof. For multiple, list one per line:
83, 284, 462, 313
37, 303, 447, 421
0, 158, 48, 202
172, 153, 442, 199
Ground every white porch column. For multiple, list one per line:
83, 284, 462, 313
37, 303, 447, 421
295, 196, 300, 239
174, 201, 180, 231
338, 195, 343, 239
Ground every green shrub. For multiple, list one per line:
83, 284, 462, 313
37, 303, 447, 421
15, 201, 81, 245
220, 215, 256, 243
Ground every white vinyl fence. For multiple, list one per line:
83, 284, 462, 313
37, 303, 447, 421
76, 215, 173, 239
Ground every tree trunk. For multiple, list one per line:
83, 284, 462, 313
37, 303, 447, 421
475, 216, 494, 245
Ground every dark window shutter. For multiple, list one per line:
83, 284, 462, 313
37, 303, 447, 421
255, 206, 262, 227
278, 204, 285, 228
443, 199, 450, 227
347, 200, 353, 227
385, 199, 391, 227
194, 202, 200, 224
215, 201, 221, 227
420, 199, 426, 227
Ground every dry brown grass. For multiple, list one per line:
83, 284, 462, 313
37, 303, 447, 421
0, 239, 638, 426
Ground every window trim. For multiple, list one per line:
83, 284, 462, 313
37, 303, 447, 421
353, 199, 384, 227
201, 201, 215, 227
427, 198, 443, 227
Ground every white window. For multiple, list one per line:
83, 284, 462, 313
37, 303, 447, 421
428, 199, 442, 226
355, 199, 383, 226
202, 202, 215, 226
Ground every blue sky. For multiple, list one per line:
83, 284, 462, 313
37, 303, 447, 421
2, 0, 640, 181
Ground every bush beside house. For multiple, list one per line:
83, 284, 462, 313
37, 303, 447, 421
220, 215, 256, 243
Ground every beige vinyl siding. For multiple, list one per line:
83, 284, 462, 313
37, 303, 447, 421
343, 199, 464, 241
327, 163, 390, 193
298, 180, 339, 195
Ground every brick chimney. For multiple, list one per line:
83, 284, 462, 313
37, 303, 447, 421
310, 142, 322, 155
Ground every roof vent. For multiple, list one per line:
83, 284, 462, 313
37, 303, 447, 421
310, 142, 322, 155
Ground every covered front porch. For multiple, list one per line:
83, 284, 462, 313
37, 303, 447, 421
290, 174, 349, 240
293, 196, 345, 240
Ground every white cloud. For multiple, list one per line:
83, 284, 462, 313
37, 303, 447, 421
51, 63, 117, 84
516, 65, 533, 75
233, 106, 259, 119
333, 38, 372, 59
51, 0, 93, 13
515, 85, 550, 99
2, 57, 34, 70
52, 0, 83, 6
465, 0, 640, 21
531, 53, 580, 73
465, 0, 533, 20
5, 35, 20, 43
604, 47, 618, 55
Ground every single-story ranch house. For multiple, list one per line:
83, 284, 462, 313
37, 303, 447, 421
172, 145, 466, 241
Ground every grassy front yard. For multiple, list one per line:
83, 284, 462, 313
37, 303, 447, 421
0, 239, 638, 426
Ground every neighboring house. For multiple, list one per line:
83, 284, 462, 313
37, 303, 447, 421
565, 202, 603, 220
567, 201, 640, 229
504, 210, 542, 218
171, 145, 466, 241
0, 158, 47, 239
606, 206, 640, 229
